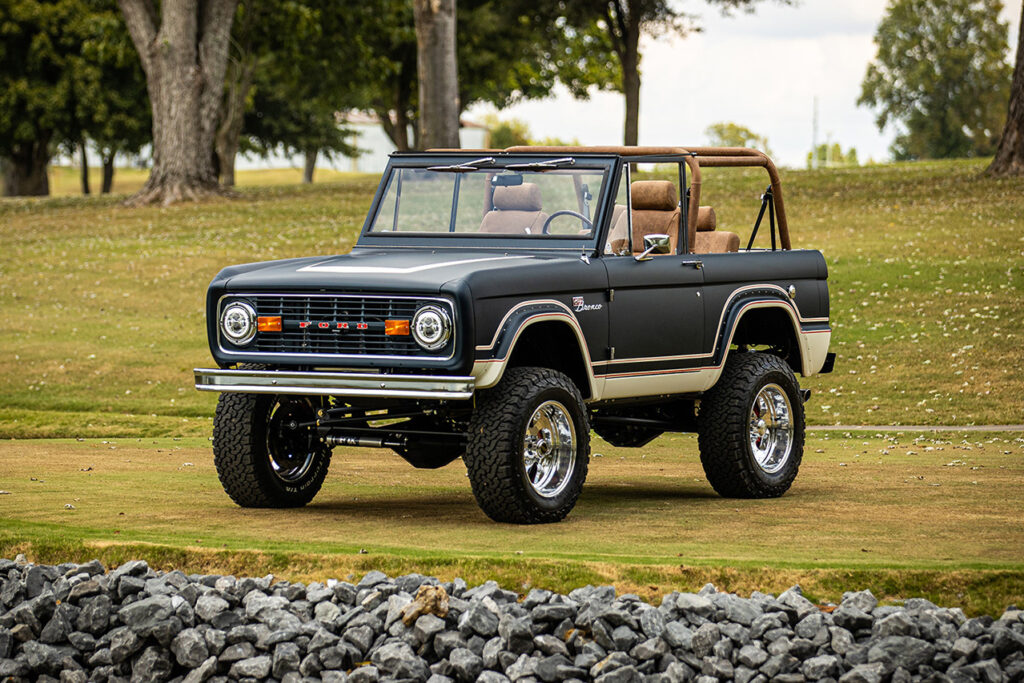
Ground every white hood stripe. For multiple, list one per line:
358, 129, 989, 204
297, 255, 532, 275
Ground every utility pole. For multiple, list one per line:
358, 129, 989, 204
811, 96, 819, 169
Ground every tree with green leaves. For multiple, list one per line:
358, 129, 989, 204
859, 0, 1012, 160
74, 4, 151, 193
0, 0, 82, 195
557, 0, 791, 146
705, 121, 773, 155
986, 1, 1024, 176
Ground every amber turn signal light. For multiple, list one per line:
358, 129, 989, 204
385, 319, 411, 336
257, 316, 282, 332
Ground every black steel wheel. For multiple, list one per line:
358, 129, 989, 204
464, 367, 590, 524
696, 352, 804, 498
213, 392, 331, 507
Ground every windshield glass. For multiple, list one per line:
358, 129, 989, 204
368, 162, 608, 237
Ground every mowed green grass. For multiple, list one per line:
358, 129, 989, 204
0, 430, 1021, 615
1, 159, 1022, 439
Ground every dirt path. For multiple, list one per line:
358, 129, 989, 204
809, 425, 1024, 432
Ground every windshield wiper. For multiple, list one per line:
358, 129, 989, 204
506, 157, 576, 171
427, 156, 495, 172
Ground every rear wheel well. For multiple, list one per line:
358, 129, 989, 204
730, 307, 801, 373
506, 321, 592, 399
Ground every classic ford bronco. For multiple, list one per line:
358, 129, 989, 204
195, 146, 834, 524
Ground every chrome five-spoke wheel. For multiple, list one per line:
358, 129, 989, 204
523, 400, 577, 498
748, 383, 793, 474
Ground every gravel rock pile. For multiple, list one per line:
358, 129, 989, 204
1, 557, 1023, 683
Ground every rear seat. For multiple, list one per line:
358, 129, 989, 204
693, 206, 740, 253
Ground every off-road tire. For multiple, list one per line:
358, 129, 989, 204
464, 367, 590, 524
213, 392, 331, 508
697, 352, 804, 498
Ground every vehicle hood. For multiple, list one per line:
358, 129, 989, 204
217, 249, 570, 294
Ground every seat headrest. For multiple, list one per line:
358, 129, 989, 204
696, 206, 717, 232
631, 181, 677, 211
493, 183, 542, 211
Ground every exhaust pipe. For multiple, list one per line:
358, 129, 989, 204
799, 388, 811, 403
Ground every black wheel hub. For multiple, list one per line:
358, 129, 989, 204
266, 398, 320, 483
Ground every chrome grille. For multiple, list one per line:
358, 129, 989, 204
224, 294, 452, 358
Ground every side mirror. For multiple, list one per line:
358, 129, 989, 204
635, 233, 671, 261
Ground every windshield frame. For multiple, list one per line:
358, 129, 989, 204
356, 153, 620, 252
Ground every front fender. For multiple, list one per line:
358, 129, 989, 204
470, 299, 601, 398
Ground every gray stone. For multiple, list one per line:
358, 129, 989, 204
829, 626, 855, 656
638, 608, 666, 639
449, 647, 483, 682
761, 653, 800, 677
873, 611, 918, 638
181, 655, 217, 683
533, 603, 576, 622
534, 634, 570, 658
867, 635, 935, 671
499, 614, 535, 654
435, 630, 468, 659
479, 671, 511, 683
841, 590, 879, 614
838, 663, 886, 683
661, 622, 692, 650
171, 627, 208, 667
414, 613, 446, 645
737, 644, 768, 669
672, 594, 714, 619
778, 587, 818, 620
21, 640, 65, 676
132, 645, 174, 683
794, 612, 826, 639
721, 594, 763, 626
348, 664, 380, 683
272, 642, 302, 678
229, 655, 272, 679
833, 605, 873, 632
343, 624, 374, 654
950, 636, 978, 660
323, 672, 350, 683
701, 655, 734, 680
612, 624, 639, 650
120, 596, 174, 635
630, 637, 667, 661
690, 622, 720, 658
76, 594, 111, 635
314, 600, 341, 623
357, 571, 389, 589
595, 665, 642, 683
801, 654, 841, 679
371, 640, 430, 680
458, 603, 499, 637
218, 641, 256, 663
118, 576, 146, 600
995, 625, 1024, 657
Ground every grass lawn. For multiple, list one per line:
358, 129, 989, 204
0, 430, 1021, 616
1, 159, 1022, 612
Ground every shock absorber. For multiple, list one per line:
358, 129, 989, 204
324, 434, 408, 449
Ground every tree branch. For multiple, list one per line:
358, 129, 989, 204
117, 0, 158, 74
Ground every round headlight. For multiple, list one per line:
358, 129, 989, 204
411, 305, 451, 351
220, 301, 256, 345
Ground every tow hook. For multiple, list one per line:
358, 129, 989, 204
799, 388, 811, 403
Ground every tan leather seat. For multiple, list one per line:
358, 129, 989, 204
479, 183, 549, 234
693, 205, 740, 253
608, 181, 681, 254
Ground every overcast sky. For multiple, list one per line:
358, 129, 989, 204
466, 0, 1022, 168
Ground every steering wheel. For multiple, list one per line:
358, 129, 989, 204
541, 210, 594, 235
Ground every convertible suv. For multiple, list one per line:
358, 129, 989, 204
195, 146, 834, 524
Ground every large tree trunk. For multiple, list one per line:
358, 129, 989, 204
413, 0, 460, 149
79, 142, 91, 195
303, 148, 317, 184
1, 137, 51, 197
101, 152, 115, 194
986, 3, 1024, 176
118, 0, 238, 205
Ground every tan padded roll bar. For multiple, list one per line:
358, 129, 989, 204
429, 145, 791, 253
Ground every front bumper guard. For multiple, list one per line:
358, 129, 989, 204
194, 368, 475, 400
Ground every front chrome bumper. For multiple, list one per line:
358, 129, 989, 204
194, 368, 475, 400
